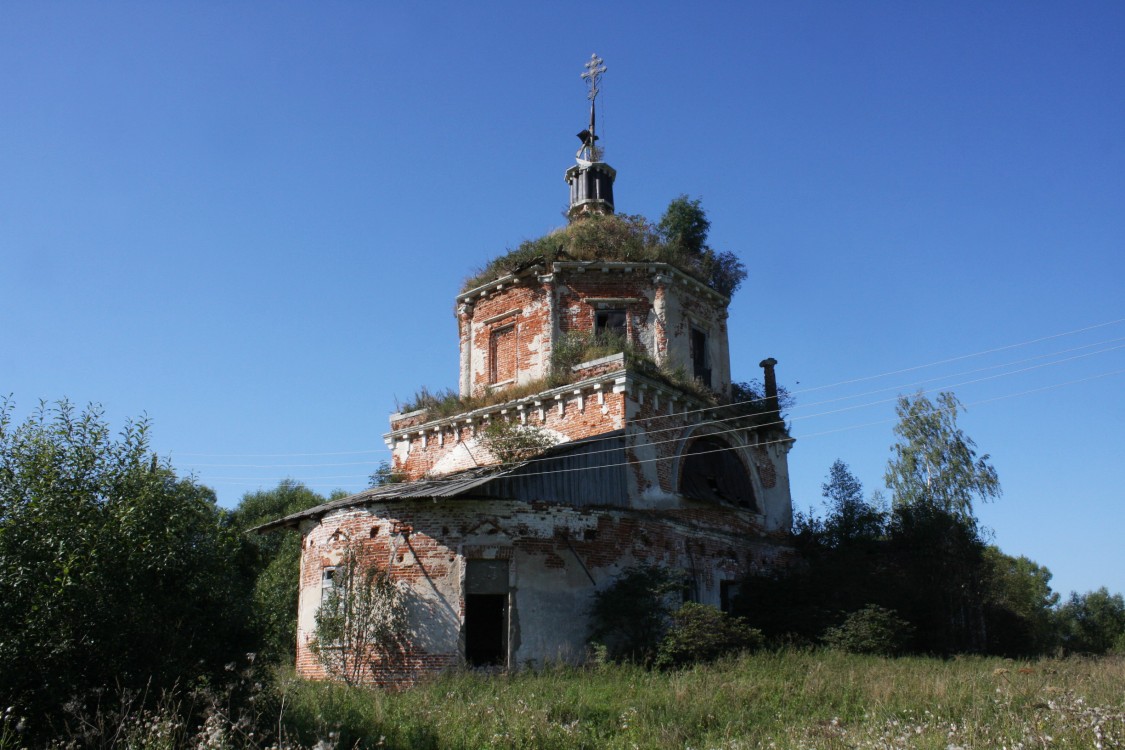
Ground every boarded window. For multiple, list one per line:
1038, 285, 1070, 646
679, 436, 757, 510
490, 324, 516, 384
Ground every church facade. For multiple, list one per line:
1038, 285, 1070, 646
259, 57, 796, 685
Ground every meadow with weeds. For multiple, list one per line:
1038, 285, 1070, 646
9, 650, 1122, 749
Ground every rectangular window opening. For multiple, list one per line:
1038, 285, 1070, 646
595, 309, 627, 345
690, 327, 711, 388
321, 566, 337, 602
720, 580, 741, 614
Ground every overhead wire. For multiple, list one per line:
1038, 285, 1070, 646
348, 339, 1125, 471
183, 335, 1125, 470
177, 317, 1125, 488
194, 364, 1125, 487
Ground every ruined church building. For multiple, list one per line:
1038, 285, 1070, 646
261, 56, 796, 685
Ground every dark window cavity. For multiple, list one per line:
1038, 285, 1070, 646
595, 309, 627, 339
690, 327, 711, 387
679, 435, 757, 510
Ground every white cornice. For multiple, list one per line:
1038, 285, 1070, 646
383, 363, 717, 445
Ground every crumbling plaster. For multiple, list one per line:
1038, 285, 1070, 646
294, 500, 794, 685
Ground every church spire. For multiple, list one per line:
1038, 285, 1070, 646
566, 53, 616, 221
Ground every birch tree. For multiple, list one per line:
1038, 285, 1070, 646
885, 391, 1001, 521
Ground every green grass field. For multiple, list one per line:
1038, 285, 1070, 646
15, 651, 1122, 748
272, 651, 1125, 750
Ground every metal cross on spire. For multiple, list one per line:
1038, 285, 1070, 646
577, 53, 607, 161
581, 53, 607, 102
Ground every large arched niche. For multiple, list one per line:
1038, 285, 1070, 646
678, 434, 758, 511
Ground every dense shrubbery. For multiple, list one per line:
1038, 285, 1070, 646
1056, 587, 1125, 655
0, 399, 333, 743
0, 399, 258, 731
822, 605, 914, 656
228, 480, 330, 661
653, 603, 763, 669
588, 564, 683, 664
588, 568, 762, 670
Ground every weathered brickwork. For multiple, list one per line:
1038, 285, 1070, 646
387, 371, 628, 481
462, 284, 551, 397
294, 500, 796, 685
457, 262, 733, 403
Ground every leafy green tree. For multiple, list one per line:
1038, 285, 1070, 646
885, 501, 988, 654
820, 459, 885, 547
885, 391, 1001, 521
229, 480, 328, 662
981, 547, 1059, 655
589, 565, 683, 663
1056, 588, 1125, 655
658, 195, 711, 255
0, 398, 253, 723
657, 195, 747, 297
736, 462, 888, 645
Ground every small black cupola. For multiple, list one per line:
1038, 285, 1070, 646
566, 54, 616, 221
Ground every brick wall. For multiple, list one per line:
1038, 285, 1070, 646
294, 499, 795, 686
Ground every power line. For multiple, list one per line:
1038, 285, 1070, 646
171, 316, 1125, 465
176, 448, 387, 458
189, 366, 1125, 487
789, 316, 1125, 395
182, 338, 1125, 470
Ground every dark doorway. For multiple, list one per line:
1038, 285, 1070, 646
465, 594, 507, 666
464, 559, 509, 667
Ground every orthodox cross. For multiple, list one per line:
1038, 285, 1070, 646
577, 53, 607, 160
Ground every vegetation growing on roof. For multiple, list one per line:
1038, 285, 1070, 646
478, 420, 558, 465
462, 197, 747, 297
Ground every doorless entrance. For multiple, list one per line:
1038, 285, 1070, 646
464, 560, 509, 667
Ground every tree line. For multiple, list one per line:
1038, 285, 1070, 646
736, 393, 1125, 658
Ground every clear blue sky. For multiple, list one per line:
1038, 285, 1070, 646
2, 2, 1122, 601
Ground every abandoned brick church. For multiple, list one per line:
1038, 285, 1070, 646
260, 57, 796, 685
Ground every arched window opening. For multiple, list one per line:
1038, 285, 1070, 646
679, 436, 757, 510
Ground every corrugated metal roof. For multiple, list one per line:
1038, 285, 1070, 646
252, 431, 626, 533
